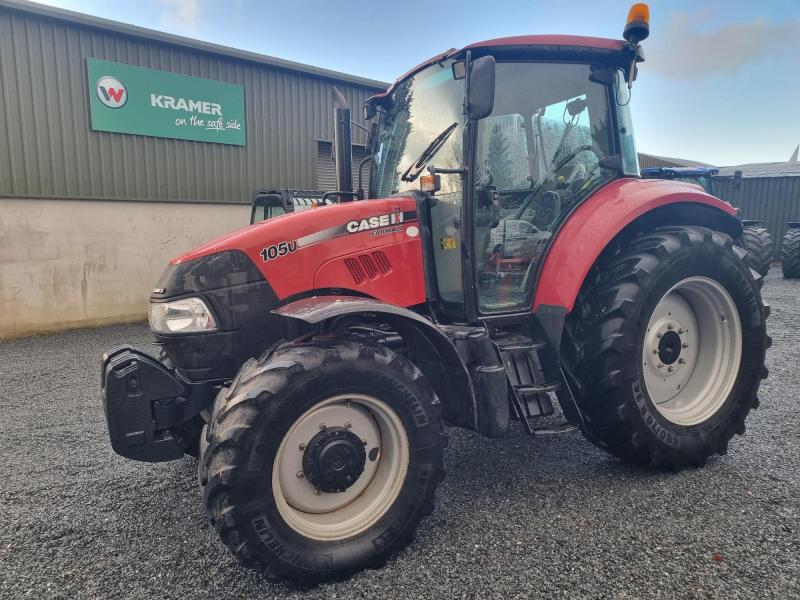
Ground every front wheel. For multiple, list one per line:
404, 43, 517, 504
199, 337, 445, 583
563, 226, 769, 469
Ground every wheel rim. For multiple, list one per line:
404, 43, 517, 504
272, 394, 409, 541
642, 276, 742, 426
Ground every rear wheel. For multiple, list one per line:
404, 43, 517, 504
740, 225, 772, 277
199, 336, 445, 583
782, 227, 800, 279
563, 226, 769, 469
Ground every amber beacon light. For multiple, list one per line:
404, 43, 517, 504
624, 3, 650, 43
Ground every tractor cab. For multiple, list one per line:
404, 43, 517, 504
365, 37, 641, 321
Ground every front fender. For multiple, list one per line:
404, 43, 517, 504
533, 178, 740, 313
274, 296, 478, 430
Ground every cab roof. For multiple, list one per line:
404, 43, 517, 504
465, 35, 626, 52
369, 35, 628, 102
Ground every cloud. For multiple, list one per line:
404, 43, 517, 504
157, 0, 201, 32
647, 12, 800, 79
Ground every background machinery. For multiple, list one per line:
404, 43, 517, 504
641, 166, 773, 276
782, 222, 800, 278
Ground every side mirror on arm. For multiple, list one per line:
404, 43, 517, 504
466, 55, 495, 121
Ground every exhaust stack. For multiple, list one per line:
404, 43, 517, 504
333, 88, 353, 198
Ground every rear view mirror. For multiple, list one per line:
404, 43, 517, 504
466, 56, 495, 120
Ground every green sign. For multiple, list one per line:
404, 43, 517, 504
87, 58, 246, 146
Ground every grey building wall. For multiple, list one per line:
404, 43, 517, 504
0, 1, 387, 204
638, 153, 714, 169
716, 176, 800, 258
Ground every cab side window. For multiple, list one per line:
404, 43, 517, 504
474, 62, 616, 313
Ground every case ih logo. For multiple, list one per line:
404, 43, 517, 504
96, 76, 127, 108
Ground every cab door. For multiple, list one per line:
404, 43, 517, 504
471, 61, 619, 314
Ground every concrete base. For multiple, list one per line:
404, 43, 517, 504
0, 197, 250, 339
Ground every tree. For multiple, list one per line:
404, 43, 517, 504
487, 124, 514, 188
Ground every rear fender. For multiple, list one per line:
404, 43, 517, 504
273, 296, 479, 430
533, 178, 741, 314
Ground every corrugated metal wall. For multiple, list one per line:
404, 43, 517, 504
316, 141, 371, 192
0, 6, 382, 204
638, 154, 684, 169
716, 176, 800, 258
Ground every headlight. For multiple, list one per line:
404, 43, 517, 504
148, 297, 218, 334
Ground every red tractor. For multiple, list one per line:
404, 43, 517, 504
102, 5, 770, 583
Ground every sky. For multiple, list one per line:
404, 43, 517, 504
35, 0, 800, 166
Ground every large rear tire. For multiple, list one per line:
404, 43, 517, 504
782, 227, 800, 279
199, 336, 445, 583
740, 225, 773, 277
563, 226, 769, 469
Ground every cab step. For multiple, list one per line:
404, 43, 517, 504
494, 334, 576, 436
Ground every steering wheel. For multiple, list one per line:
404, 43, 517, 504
513, 145, 601, 221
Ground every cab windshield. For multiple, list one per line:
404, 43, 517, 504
370, 61, 465, 199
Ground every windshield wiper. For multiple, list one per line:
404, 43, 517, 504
400, 122, 458, 182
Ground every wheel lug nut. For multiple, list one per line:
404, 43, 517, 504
668, 366, 674, 372
298, 442, 306, 451
652, 349, 658, 354
319, 423, 327, 430
678, 328, 684, 334
296, 471, 304, 478
682, 343, 688, 349
344, 421, 352, 429
657, 363, 664, 368
667, 324, 674, 330
678, 358, 685, 364
314, 489, 321, 495
361, 439, 368, 446
656, 333, 662, 339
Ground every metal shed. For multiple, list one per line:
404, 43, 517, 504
0, 0, 388, 204
0, 0, 389, 338
715, 162, 800, 257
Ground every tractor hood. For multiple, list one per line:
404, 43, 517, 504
164, 197, 427, 308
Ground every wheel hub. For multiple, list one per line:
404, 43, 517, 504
642, 276, 743, 426
272, 394, 410, 541
302, 427, 366, 493
645, 313, 693, 383
657, 329, 682, 365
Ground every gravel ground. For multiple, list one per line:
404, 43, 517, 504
1, 272, 798, 599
